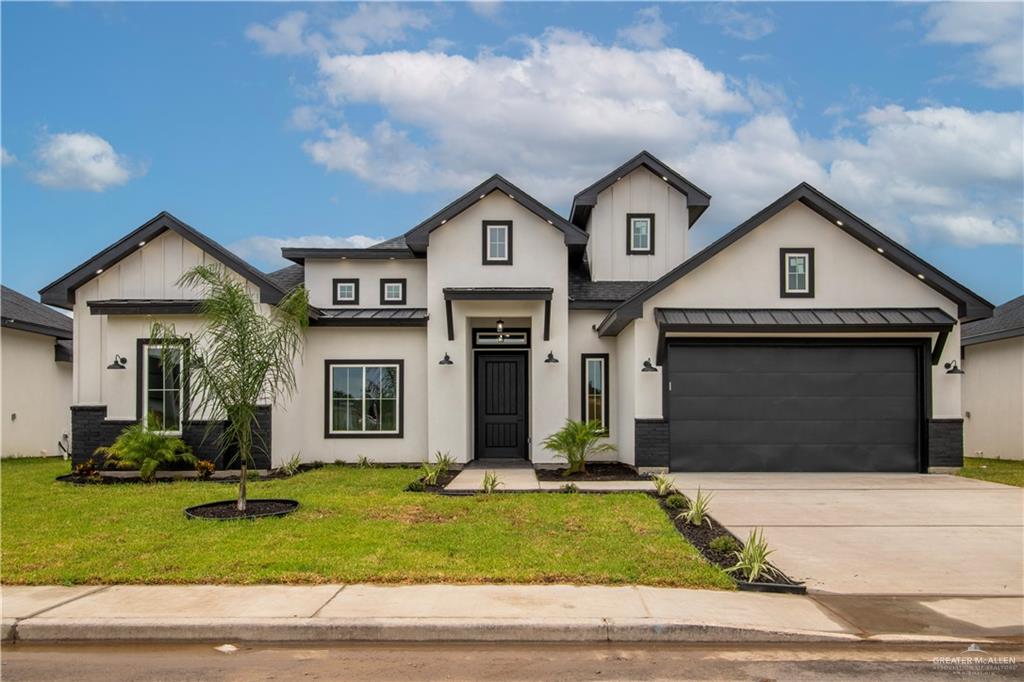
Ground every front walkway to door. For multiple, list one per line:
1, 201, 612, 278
446, 460, 539, 492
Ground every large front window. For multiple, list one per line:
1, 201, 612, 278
582, 354, 609, 434
327, 362, 402, 436
143, 343, 184, 434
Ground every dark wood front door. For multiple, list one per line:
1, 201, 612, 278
475, 352, 528, 459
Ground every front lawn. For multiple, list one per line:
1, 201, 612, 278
958, 456, 1024, 488
0, 458, 732, 588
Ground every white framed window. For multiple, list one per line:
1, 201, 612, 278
142, 343, 184, 434
582, 354, 609, 434
483, 221, 512, 264
780, 248, 814, 297
327, 361, 402, 436
333, 278, 359, 305
627, 213, 654, 254
380, 279, 406, 305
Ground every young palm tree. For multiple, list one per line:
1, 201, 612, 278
541, 419, 616, 475
152, 264, 309, 511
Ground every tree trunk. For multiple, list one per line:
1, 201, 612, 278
237, 444, 248, 512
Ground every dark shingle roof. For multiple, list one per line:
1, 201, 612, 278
568, 262, 649, 309
962, 295, 1024, 345
265, 264, 305, 291
371, 235, 408, 250
2, 285, 74, 338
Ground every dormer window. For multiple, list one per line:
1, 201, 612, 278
626, 213, 655, 255
483, 220, 513, 265
380, 278, 407, 305
780, 248, 814, 298
333, 278, 359, 305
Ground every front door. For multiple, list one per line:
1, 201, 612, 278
474, 352, 528, 459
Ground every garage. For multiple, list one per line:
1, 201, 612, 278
665, 340, 926, 472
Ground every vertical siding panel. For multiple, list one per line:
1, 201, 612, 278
142, 234, 164, 298
164, 233, 184, 298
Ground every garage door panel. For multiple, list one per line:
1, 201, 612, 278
667, 343, 921, 472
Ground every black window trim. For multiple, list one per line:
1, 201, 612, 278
332, 278, 360, 305
780, 248, 815, 298
626, 213, 655, 255
580, 352, 610, 436
136, 337, 190, 434
323, 359, 405, 439
379, 278, 407, 306
482, 220, 513, 265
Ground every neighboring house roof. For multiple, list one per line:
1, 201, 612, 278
39, 211, 286, 309
403, 175, 589, 255
266, 264, 306, 291
569, 151, 711, 230
1, 285, 74, 339
597, 183, 995, 336
568, 261, 649, 309
962, 295, 1024, 346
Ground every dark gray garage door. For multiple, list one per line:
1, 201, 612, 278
666, 342, 922, 472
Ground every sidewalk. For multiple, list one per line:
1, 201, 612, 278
3, 584, 1019, 645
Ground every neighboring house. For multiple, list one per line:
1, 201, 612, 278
1, 285, 74, 457
40, 151, 993, 472
962, 295, 1024, 460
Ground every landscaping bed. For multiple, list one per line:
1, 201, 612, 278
535, 462, 646, 481
185, 498, 299, 520
57, 463, 323, 485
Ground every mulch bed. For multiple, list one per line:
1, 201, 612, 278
184, 498, 299, 520
57, 462, 324, 485
535, 462, 647, 481
407, 469, 459, 493
653, 494, 805, 593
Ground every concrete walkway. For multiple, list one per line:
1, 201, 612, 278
445, 464, 656, 493
3, 583, 1020, 644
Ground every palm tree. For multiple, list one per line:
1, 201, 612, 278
152, 264, 308, 511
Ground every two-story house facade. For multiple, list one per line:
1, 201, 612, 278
41, 152, 993, 472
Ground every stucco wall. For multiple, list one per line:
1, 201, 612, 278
425, 192, 570, 464
586, 166, 689, 282
1, 328, 72, 457
304, 259, 427, 309
964, 337, 1024, 460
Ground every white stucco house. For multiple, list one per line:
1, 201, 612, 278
40, 152, 993, 472
1, 285, 74, 458
962, 295, 1024, 460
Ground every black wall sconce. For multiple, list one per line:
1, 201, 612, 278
641, 358, 658, 372
944, 360, 964, 375
107, 354, 127, 370
544, 351, 559, 364
439, 353, 454, 366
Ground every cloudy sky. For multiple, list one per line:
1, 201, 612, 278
2, 2, 1022, 303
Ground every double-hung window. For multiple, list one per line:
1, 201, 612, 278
780, 248, 814, 297
626, 213, 655, 254
333, 278, 359, 305
142, 342, 184, 434
380, 279, 406, 305
327, 361, 402, 437
581, 354, 609, 435
482, 221, 512, 264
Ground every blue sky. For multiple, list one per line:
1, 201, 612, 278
2, 2, 1022, 304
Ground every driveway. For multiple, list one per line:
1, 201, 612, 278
671, 473, 1024, 596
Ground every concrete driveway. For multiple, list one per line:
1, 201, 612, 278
672, 473, 1024, 597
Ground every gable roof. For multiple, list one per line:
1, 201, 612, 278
265, 264, 306, 291
570, 151, 711, 230
597, 182, 994, 336
403, 174, 589, 255
39, 212, 286, 309
962, 294, 1024, 346
2, 285, 73, 339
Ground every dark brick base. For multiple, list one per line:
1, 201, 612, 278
71, 405, 272, 469
635, 419, 669, 468
928, 418, 964, 468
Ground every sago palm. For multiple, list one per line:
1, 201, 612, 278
152, 264, 309, 511
95, 415, 196, 481
541, 419, 616, 475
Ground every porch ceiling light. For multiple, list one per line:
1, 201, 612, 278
544, 351, 559, 364
641, 358, 658, 372
107, 354, 127, 370
495, 319, 504, 333
944, 360, 964, 375
439, 353, 454, 366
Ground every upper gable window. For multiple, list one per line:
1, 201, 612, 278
482, 221, 513, 265
333, 278, 359, 305
380, 278, 406, 305
780, 248, 814, 298
626, 213, 655, 255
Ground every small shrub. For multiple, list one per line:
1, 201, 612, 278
405, 480, 426, 493
664, 493, 688, 510
357, 455, 373, 468
727, 528, 779, 583
94, 418, 196, 482
73, 457, 98, 477
195, 460, 216, 479
280, 453, 302, 476
560, 483, 579, 494
677, 487, 714, 528
709, 535, 740, 554
651, 474, 676, 497
481, 471, 502, 494
432, 451, 455, 474
541, 419, 616, 475
420, 462, 442, 486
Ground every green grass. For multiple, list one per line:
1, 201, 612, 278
958, 457, 1024, 488
0, 458, 732, 589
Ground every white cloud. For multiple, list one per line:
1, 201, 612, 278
469, 2, 502, 21
617, 6, 671, 49
288, 105, 325, 131
911, 213, 1022, 246
924, 2, 1024, 87
231, 234, 384, 269
32, 132, 141, 191
246, 11, 311, 56
702, 5, 775, 41
1, 147, 16, 165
